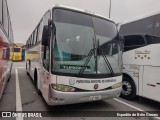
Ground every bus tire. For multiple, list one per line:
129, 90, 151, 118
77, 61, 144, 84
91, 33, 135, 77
120, 75, 136, 100
34, 69, 42, 96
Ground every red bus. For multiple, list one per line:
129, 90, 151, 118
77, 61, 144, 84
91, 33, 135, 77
0, 0, 14, 99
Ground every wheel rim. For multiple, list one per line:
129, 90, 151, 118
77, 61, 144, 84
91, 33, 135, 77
122, 81, 132, 96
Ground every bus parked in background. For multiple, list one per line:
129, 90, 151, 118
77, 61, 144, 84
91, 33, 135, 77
10, 47, 22, 61
0, 0, 14, 98
26, 5, 123, 106
119, 11, 160, 102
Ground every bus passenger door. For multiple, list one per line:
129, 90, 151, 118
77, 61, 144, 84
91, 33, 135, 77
143, 66, 160, 101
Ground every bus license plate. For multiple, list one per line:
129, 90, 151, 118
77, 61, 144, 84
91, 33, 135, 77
89, 95, 101, 101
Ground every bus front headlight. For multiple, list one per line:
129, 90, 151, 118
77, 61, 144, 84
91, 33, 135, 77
111, 82, 122, 89
51, 84, 76, 92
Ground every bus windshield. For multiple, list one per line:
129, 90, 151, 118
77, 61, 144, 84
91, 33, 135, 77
52, 8, 122, 77
13, 48, 20, 52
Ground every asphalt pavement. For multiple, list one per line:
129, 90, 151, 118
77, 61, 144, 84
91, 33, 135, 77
0, 62, 160, 120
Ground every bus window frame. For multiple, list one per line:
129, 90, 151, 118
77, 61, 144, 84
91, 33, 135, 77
2, 0, 9, 36
37, 20, 43, 43
35, 25, 39, 44
0, 0, 2, 24
34, 28, 38, 45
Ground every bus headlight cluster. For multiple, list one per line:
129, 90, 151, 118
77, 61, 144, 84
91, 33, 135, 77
111, 82, 122, 89
51, 84, 76, 92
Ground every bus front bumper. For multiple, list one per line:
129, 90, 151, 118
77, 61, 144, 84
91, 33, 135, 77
46, 87, 122, 106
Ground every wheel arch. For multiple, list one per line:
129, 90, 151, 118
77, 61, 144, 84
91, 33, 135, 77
34, 66, 41, 90
123, 72, 138, 95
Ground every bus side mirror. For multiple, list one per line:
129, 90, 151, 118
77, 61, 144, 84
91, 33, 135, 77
42, 19, 55, 46
42, 25, 50, 46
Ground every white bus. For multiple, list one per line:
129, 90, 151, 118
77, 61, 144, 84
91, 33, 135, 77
119, 12, 160, 102
0, 0, 14, 99
26, 5, 123, 106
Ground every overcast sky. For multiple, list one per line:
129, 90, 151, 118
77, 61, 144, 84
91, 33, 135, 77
7, 0, 160, 43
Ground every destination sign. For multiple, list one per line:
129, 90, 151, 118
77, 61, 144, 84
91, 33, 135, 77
60, 65, 90, 70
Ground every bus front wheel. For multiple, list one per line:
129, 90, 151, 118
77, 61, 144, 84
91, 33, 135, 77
34, 69, 42, 96
120, 75, 136, 100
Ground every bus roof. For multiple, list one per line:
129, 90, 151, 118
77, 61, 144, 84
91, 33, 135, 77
51, 4, 114, 23
120, 10, 160, 25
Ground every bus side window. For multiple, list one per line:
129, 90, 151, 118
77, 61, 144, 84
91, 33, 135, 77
145, 35, 160, 44
0, 0, 2, 24
3, 0, 9, 35
124, 35, 145, 51
38, 21, 43, 42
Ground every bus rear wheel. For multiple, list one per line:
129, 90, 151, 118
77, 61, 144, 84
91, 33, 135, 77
120, 75, 136, 100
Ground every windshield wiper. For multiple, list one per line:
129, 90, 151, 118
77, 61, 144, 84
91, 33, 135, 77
78, 48, 95, 75
78, 38, 96, 76
102, 54, 114, 76
97, 39, 114, 76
